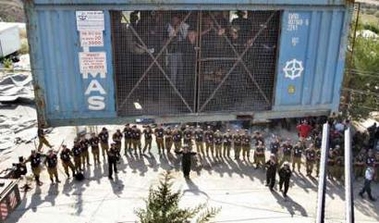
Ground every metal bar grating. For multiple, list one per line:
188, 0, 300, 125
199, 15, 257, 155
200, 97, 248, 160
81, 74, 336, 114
111, 10, 280, 116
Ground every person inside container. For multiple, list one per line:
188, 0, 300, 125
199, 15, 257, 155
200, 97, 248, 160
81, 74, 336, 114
181, 28, 197, 104
231, 10, 251, 43
166, 13, 189, 88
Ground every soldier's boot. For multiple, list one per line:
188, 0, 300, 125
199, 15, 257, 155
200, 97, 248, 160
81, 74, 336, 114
55, 176, 61, 183
65, 171, 70, 178
35, 176, 43, 186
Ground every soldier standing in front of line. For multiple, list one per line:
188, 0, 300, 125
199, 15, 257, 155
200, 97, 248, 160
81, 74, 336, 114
98, 127, 109, 158
292, 141, 303, 173
60, 145, 76, 178
72, 141, 82, 172
204, 126, 214, 157
155, 124, 165, 154
194, 126, 204, 156
173, 126, 183, 152
165, 127, 173, 153
108, 143, 118, 180
45, 149, 61, 184
214, 130, 223, 158
37, 124, 53, 152
79, 135, 91, 168
89, 132, 101, 165
265, 154, 278, 191
242, 129, 251, 161
143, 125, 153, 153
132, 125, 142, 155
123, 124, 133, 155
223, 129, 233, 158
233, 130, 242, 160
175, 144, 197, 179
25, 150, 44, 186
279, 162, 292, 199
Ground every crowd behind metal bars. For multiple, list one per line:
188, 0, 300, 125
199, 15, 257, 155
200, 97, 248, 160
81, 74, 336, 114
113, 10, 278, 109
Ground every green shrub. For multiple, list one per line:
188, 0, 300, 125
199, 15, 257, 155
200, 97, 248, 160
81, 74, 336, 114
363, 23, 379, 34
2, 58, 13, 69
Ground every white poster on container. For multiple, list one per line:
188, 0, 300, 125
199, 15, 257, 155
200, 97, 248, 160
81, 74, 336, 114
80, 30, 104, 47
79, 52, 107, 76
76, 11, 104, 31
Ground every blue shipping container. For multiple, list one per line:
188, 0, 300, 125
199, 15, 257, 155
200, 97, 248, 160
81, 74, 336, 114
23, 0, 354, 126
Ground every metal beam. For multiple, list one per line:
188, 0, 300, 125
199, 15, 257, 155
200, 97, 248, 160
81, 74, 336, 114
316, 123, 330, 223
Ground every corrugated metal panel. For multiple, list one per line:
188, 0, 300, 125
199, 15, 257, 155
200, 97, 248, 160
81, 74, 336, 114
273, 8, 350, 112
25, 5, 116, 124
32, 0, 348, 6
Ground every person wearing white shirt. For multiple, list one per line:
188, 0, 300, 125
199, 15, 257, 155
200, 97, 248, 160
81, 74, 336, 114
359, 166, 376, 201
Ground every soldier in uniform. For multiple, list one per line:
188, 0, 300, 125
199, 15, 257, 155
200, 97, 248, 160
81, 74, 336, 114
123, 124, 133, 155
79, 135, 91, 168
278, 162, 292, 199
25, 150, 43, 186
165, 127, 173, 153
98, 127, 109, 158
204, 126, 214, 157
89, 132, 101, 165
72, 141, 82, 172
194, 126, 204, 155
183, 125, 193, 149
233, 130, 242, 160
254, 140, 266, 169
366, 149, 375, 167
223, 129, 233, 158
292, 141, 303, 173
280, 140, 293, 167
60, 145, 76, 178
253, 131, 265, 147
37, 124, 53, 152
305, 144, 316, 176
214, 130, 223, 158
175, 144, 197, 179
315, 147, 321, 177
270, 137, 280, 155
107, 143, 118, 180
132, 125, 142, 155
45, 149, 61, 184
354, 149, 366, 180
143, 125, 153, 153
173, 126, 183, 152
334, 150, 344, 181
265, 154, 278, 191
154, 124, 165, 154
327, 149, 336, 180
112, 129, 123, 157
241, 130, 251, 161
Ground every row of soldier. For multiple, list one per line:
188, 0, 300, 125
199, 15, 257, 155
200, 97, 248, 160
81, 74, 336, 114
30, 123, 379, 185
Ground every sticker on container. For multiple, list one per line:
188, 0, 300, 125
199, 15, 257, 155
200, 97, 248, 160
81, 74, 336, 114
283, 59, 304, 80
79, 52, 107, 76
76, 11, 104, 31
80, 30, 104, 47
